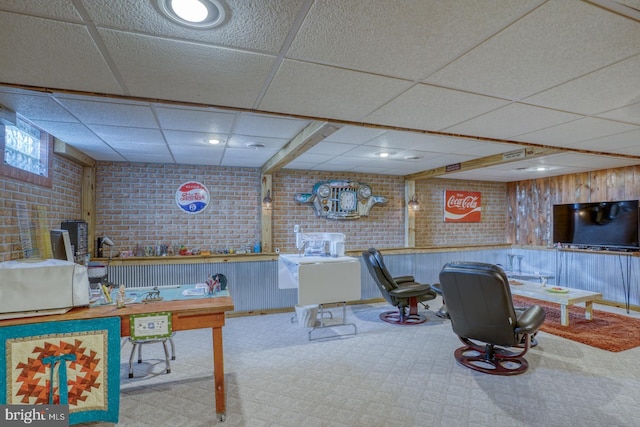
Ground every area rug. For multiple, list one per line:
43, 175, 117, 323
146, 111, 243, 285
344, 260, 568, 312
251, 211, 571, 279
512, 296, 640, 352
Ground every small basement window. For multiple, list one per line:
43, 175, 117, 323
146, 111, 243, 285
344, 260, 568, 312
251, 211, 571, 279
0, 115, 52, 187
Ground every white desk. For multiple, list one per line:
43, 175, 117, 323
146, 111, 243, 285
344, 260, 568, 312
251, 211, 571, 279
278, 254, 361, 305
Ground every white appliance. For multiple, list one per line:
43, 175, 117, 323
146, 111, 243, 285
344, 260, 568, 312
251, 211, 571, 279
0, 259, 90, 319
278, 254, 361, 305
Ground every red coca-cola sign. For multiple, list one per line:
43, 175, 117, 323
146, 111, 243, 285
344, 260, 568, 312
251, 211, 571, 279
444, 190, 481, 222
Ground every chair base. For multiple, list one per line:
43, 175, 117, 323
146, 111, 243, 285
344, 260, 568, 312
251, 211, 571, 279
379, 310, 427, 325
453, 337, 531, 376
128, 336, 175, 378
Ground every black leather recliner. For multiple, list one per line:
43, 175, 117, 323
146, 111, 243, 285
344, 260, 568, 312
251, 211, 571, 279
439, 261, 545, 375
362, 248, 437, 325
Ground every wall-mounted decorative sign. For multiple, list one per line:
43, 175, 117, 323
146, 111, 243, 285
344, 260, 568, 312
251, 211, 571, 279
294, 180, 387, 219
444, 190, 481, 222
175, 181, 210, 214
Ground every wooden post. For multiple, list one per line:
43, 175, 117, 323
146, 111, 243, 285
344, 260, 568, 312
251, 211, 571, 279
82, 166, 96, 258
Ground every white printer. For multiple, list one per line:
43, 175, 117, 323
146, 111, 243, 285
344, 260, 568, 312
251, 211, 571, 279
0, 259, 90, 319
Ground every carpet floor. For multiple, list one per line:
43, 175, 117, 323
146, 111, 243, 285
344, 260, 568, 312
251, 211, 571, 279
77, 297, 640, 426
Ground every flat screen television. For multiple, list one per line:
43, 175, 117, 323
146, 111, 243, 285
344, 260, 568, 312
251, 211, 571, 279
552, 200, 640, 251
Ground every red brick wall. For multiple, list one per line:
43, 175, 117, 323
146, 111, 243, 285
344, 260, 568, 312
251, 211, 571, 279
272, 170, 406, 252
415, 179, 508, 246
0, 155, 83, 261
95, 162, 262, 253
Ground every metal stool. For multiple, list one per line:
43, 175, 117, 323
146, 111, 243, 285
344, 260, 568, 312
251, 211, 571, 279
128, 333, 176, 378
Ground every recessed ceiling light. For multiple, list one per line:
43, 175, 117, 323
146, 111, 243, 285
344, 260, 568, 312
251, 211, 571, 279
207, 138, 221, 145
376, 151, 393, 158
247, 143, 265, 149
404, 155, 423, 160
156, 0, 226, 29
536, 167, 547, 171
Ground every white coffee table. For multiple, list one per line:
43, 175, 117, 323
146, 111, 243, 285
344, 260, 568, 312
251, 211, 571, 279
509, 280, 602, 326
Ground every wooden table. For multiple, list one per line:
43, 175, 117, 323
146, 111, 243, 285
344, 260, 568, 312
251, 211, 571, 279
0, 295, 234, 422
509, 280, 601, 326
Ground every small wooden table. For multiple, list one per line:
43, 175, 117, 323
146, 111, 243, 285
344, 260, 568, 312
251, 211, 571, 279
0, 295, 234, 422
509, 280, 602, 326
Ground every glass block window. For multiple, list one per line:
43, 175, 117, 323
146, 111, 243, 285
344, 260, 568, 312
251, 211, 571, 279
0, 116, 52, 187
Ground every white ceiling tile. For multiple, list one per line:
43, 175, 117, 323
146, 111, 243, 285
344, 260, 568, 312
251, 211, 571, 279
155, 107, 235, 133
288, 0, 545, 80
306, 142, 359, 155
424, 0, 640, 100
226, 135, 289, 150
164, 130, 226, 147
444, 103, 583, 140
0, 90, 78, 122
523, 54, 640, 115
561, 129, 640, 153
0, 13, 122, 93
598, 102, 640, 126
99, 29, 276, 108
89, 125, 165, 145
221, 147, 278, 167
172, 146, 224, 166
512, 117, 640, 147
323, 126, 387, 144
82, 0, 306, 53
58, 98, 158, 127
259, 59, 413, 121
0, 0, 83, 20
364, 84, 510, 131
233, 113, 310, 139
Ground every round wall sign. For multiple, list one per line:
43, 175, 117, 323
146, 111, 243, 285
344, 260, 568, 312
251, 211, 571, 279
175, 181, 210, 214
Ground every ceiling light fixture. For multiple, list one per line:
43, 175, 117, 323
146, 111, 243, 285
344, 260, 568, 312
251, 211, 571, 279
262, 190, 273, 209
376, 151, 392, 158
404, 155, 423, 160
247, 143, 266, 150
156, 0, 226, 29
208, 138, 221, 145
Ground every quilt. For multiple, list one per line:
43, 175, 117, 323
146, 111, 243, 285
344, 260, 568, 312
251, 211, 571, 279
0, 317, 120, 425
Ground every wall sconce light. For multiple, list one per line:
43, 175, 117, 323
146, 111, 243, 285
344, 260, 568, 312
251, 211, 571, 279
263, 189, 273, 209
408, 194, 420, 211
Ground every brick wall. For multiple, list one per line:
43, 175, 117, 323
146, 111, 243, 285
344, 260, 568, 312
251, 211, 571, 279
95, 162, 262, 253
415, 179, 508, 246
272, 170, 406, 252
0, 155, 83, 261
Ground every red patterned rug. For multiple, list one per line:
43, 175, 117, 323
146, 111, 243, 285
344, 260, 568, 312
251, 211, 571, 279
512, 296, 640, 352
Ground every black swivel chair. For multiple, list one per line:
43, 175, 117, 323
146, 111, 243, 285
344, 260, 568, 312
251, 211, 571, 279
362, 248, 437, 325
438, 261, 545, 375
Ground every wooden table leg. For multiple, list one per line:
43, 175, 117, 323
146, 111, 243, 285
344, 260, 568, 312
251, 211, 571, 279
560, 304, 569, 326
212, 326, 226, 422
585, 301, 594, 320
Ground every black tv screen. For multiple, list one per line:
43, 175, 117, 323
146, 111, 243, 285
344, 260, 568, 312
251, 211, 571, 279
553, 200, 640, 250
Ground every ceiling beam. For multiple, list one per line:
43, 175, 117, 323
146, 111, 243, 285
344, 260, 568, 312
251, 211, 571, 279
261, 121, 342, 174
405, 146, 562, 181
54, 138, 96, 167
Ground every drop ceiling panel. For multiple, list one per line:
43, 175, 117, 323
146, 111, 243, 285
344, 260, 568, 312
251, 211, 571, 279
364, 84, 510, 131
524, 54, 640, 115
444, 103, 582, 140
81, 0, 306, 54
98, 29, 276, 108
305, 142, 359, 155
232, 113, 310, 139
424, 0, 640, 100
89, 126, 165, 145
0, 90, 78, 123
323, 126, 387, 144
561, 129, 640, 153
598, 102, 640, 126
172, 146, 224, 166
258, 59, 413, 120
0, 0, 83, 20
164, 130, 226, 148
289, 0, 545, 80
512, 117, 640, 147
0, 12, 122, 93
57, 98, 158, 127
221, 147, 279, 167
226, 135, 289, 150
155, 107, 235, 133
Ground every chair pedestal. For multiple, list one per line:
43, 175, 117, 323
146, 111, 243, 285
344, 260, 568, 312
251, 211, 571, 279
379, 296, 427, 325
454, 337, 530, 376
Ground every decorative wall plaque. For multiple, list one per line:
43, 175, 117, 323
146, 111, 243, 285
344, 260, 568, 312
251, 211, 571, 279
294, 180, 387, 219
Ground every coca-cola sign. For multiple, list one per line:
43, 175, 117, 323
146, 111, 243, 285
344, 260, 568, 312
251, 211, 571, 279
444, 190, 481, 222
